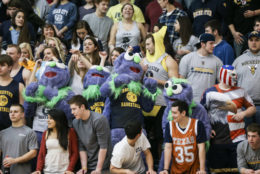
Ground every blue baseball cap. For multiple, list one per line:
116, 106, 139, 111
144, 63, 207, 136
248, 31, 260, 39
199, 33, 215, 43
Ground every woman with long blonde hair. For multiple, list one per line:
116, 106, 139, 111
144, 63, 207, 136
46, 37, 66, 63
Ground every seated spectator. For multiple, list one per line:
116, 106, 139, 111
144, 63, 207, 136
172, 16, 199, 61
107, 0, 145, 23
0, 104, 38, 174
78, 0, 95, 20
47, 0, 77, 41
68, 95, 111, 174
110, 120, 156, 174
32, 109, 78, 174
205, 19, 235, 65
237, 123, 260, 173
109, 2, 146, 51
0, 9, 36, 50
70, 20, 103, 53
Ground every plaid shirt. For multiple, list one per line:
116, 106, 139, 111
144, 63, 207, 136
158, 8, 187, 44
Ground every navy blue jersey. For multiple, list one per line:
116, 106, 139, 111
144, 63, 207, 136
110, 87, 144, 129
0, 80, 19, 130
188, 0, 226, 36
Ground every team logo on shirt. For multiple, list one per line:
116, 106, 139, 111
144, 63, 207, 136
0, 95, 8, 107
248, 65, 257, 75
126, 92, 137, 103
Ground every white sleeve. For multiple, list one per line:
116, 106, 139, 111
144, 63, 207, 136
140, 133, 151, 151
111, 144, 124, 168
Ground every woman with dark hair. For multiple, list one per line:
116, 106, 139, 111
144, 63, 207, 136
106, 47, 125, 72
32, 109, 78, 174
47, 0, 77, 41
172, 16, 199, 60
71, 20, 103, 52
39, 24, 57, 43
0, 9, 36, 50
69, 36, 107, 94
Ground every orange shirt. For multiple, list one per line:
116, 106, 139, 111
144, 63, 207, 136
170, 118, 200, 174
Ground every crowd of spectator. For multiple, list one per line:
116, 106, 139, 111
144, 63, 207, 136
0, 0, 260, 173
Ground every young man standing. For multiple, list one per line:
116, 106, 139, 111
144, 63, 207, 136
179, 33, 223, 102
0, 104, 38, 174
6, 44, 30, 86
83, 0, 113, 51
110, 120, 156, 174
200, 65, 256, 173
205, 19, 235, 65
143, 27, 178, 163
68, 95, 111, 174
0, 54, 24, 131
157, 0, 187, 44
233, 31, 260, 125
237, 123, 260, 173
160, 100, 207, 174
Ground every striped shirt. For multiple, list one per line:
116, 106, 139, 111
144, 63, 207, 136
158, 8, 187, 44
201, 84, 254, 143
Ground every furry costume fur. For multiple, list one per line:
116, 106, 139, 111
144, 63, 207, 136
23, 62, 75, 123
82, 65, 110, 116
100, 52, 160, 147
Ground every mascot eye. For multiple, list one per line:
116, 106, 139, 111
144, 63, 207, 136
124, 52, 134, 61
164, 81, 172, 89
172, 84, 183, 94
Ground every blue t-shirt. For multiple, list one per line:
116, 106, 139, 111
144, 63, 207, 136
48, 2, 77, 40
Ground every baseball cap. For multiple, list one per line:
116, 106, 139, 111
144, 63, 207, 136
248, 31, 260, 39
199, 33, 215, 43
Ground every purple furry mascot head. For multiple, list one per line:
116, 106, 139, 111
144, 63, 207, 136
82, 65, 110, 114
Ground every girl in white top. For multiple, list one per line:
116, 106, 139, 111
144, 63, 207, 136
32, 109, 78, 174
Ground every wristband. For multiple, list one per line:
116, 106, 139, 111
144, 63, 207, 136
82, 167, 87, 171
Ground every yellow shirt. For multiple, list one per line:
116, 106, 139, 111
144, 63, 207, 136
107, 3, 145, 23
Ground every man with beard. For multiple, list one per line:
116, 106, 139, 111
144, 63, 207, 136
233, 31, 260, 125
